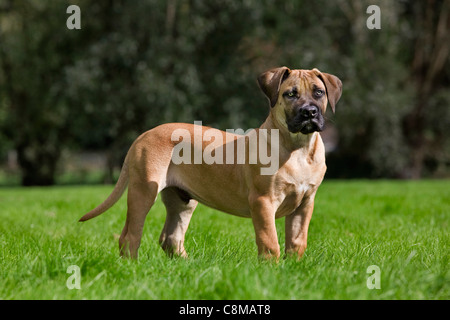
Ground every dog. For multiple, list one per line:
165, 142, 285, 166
79, 67, 342, 260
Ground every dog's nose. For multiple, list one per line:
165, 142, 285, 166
299, 105, 319, 119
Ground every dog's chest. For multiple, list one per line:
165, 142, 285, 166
273, 158, 324, 218
274, 181, 311, 218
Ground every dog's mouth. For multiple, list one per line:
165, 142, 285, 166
286, 116, 324, 134
287, 120, 323, 134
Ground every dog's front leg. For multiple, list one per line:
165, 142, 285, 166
249, 194, 280, 260
284, 195, 315, 260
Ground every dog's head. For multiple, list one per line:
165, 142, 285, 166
258, 67, 342, 134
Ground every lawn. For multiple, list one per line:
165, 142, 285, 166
0, 180, 448, 300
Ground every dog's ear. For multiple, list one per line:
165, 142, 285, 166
313, 68, 342, 113
258, 67, 291, 108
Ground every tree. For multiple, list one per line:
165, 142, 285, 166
65, 0, 266, 182
401, 0, 450, 178
0, 0, 448, 185
0, 0, 83, 185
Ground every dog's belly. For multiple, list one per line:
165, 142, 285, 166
166, 162, 252, 218
190, 192, 251, 218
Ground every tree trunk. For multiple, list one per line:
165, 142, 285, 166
17, 144, 59, 186
402, 0, 450, 178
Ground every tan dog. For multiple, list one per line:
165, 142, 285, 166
79, 67, 342, 260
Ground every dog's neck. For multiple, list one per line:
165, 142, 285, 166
260, 112, 317, 152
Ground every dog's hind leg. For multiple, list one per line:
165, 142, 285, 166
119, 180, 159, 259
159, 187, 197, 258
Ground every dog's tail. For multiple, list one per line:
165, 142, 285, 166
79, 154, 129, 222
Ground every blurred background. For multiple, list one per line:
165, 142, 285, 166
0, 0, 449, 186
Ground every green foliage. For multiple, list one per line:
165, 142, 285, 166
0, 0, 84, 184
0, 0, 449, 184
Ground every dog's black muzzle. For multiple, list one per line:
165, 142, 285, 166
286, 105, 324, 134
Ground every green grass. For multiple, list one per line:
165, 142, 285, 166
0, 180, 448, 299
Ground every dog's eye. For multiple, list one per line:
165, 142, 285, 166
314, 89, 325, 98
285, 91, 297, 98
